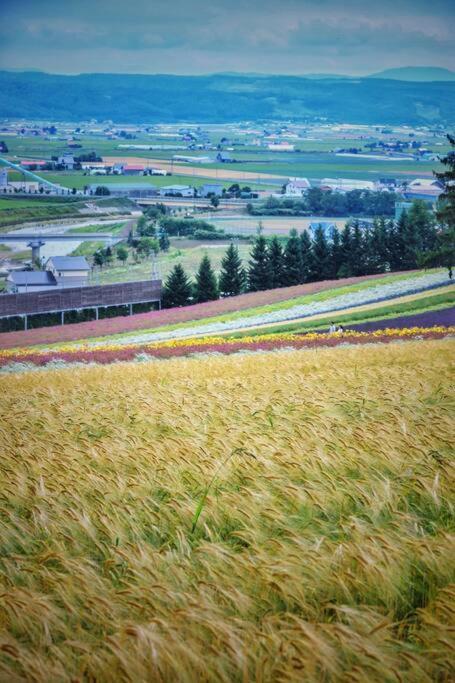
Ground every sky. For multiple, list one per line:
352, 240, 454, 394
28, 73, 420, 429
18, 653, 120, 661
0, 0, 454, 76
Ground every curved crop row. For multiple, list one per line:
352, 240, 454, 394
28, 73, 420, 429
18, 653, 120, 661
0, 271, 420, 349
1, 326, 453, 370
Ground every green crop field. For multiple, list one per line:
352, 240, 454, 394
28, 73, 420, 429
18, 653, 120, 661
4, 128, 448, 186
199, 156, 443, 180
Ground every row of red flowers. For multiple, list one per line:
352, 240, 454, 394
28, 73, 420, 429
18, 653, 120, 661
0, 272, 401, 350
1, 328, 449, 369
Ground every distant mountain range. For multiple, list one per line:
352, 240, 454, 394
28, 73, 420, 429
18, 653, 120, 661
368, 67, 455, 82
0, 70, 454, 125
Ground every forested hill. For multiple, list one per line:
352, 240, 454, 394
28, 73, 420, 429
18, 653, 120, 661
1, 70, 454, 125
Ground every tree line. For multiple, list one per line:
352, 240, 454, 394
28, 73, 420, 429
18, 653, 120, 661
248, 188, 399, 218
162, 200, 441, 308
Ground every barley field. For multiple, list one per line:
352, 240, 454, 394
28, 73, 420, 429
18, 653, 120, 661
1, 340, 454, 682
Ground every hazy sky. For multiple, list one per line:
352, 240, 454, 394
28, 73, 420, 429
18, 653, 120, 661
0, 0, 453, 76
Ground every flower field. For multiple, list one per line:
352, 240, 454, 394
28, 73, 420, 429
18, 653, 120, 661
0, 271, 427, 350
1, 326, 453, 370
85, 271, 449, 348
1, 339, 454, 681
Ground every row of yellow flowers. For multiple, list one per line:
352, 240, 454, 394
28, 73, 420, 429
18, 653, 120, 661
1, 326, 453, 358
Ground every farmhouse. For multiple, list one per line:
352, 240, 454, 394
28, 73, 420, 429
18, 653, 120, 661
88, 183, 158, 198
404, 178, 444, 199
7, 181, 40, 193
7, 271, 58, 294
57, 154, 75, 170
320, 178, 376, 193
216, 152, 234, 163
46, 256, 90, 288
7, 256, 90, 293
285, 177, 311, 196
159, 184, 194, 197
268, 142, 295, 151
123, 165, 145, 176
199, 183, 223, 197
20, 160, 48, 170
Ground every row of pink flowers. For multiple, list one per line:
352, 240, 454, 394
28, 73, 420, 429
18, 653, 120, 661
0, 272, 403, 350
1, 328, 450, 369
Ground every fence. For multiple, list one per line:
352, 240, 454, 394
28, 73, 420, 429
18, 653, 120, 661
0, 279, 162, 318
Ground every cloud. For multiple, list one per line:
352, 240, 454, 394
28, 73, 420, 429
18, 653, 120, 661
0, 0, 453, 74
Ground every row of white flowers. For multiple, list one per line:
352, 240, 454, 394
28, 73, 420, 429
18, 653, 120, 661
91, 271, 450, 348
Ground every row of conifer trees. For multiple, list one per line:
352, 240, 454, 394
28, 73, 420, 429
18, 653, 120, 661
162, 203, 438, 308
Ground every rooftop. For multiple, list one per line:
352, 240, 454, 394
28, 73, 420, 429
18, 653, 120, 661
309, 221, 336, 229
161, 184, 192, 190
408, 178, 443, 188
47, 256, 90, 271
9, 271, 56, 286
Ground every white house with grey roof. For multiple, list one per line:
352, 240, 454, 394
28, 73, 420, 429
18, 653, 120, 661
199, 183, 223, 197
6, 256, 90, 294
46, 256, 90, 288
6, 270, 58, 294
159, 184, 194, 197
285, 178, 311, 197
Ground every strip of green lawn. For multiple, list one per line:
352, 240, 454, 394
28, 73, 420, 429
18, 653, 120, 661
97, 269, 442, 342
224, 290, 455, 338
97, 270, 438, 341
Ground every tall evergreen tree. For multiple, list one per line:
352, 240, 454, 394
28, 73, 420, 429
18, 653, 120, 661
283, 229, 303, 286
435, 133, 455, 229
219, 243, 246, 296
407, 200, 437, 253
399, 209, 420, 270
300, 230, 313, 283
350, 220, 367, 276
162, 263, 193, 308
338, 223, 354, 277
328, 227, 342, 279
267, 236, 285, 288
386, 217, 402, 271
420, 134, 455, 278
194, 254, 219, 303
158, 228, 170, 252
248, 235, 272, 291
366, 217, 389, 274
311, 226, 330, 281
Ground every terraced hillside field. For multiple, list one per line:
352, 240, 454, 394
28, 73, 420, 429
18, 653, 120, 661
1, 339, 454, 682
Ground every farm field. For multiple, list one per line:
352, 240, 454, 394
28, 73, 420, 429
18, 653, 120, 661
102, 154, 443, 182
0, 271, 429, 349
208, 215, 350, 234
0, 196, 135, 230
69, 270, 450, 348
5, 132, 446, 183
1, 325, 453, 369
103, 156, 286, 183
1, 339, 454, 681
84, 241, 252, 287
220, 286, 455, 337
